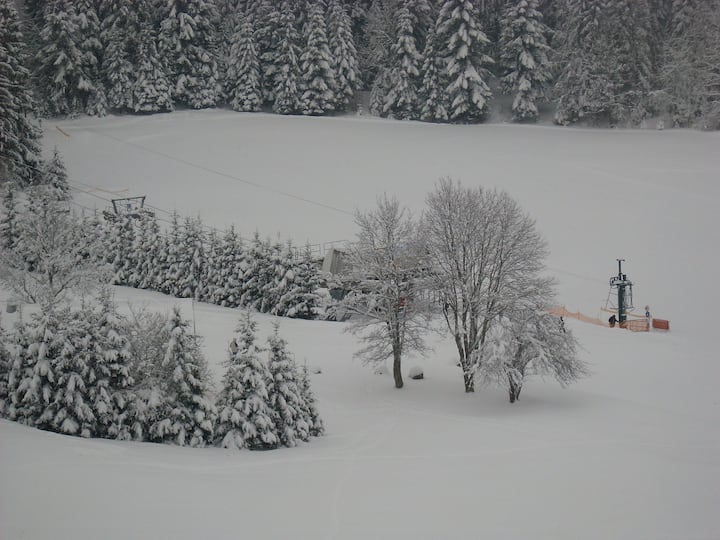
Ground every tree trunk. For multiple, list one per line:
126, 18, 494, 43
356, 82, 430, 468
392, 347, 403, 389
508, 376, 522, 403
463, 368, 475, 393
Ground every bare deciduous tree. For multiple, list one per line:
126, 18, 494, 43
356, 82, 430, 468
0, 187, 110, 309
422, 177, 550, 392
479, 309, 587, 403
341, 194, 433, 389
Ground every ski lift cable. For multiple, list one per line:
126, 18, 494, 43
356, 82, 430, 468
82, 128, 355, 217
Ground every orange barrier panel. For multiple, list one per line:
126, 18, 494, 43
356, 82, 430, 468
652, 319, 670, 330
625, 319, 649, 332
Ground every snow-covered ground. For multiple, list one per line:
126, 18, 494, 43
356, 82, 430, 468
1, 112, 719, 539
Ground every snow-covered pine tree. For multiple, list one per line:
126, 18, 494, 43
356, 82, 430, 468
326, 0, 359, 112
130, 210, 162, 290
275, 243, 323, 319
606, 0, 654, 125
658, 0, 720, 128
133, 1, 173, 113
35, 0, 88, 116
44, 308, 98, 437
435, 0, 494, 122
300, 0, 336, 115
10, 305, 91, 433
40, 148, 70, 201
74, 0, 107, 115
240, 232, 270, 310
253, 0, 281, 104
361, 0, 397, 96
225, 14, 263, 112
200, 228, 221, 302
499, 0, 551, 122
383, 1, 422, 119
100, 0, 138, 112
158, 212, 183, 296
298, 363, 323, 436
260, 240, 290, 314
109, 214, 136, 286
158, 0, 221, 109
266, 324, 309, 446
214, 311, 278, 450
552, 0, 615, 125
0, 183, 20, 250
272, 0, 302, 114
212, 225, 244, 307
418, 17, 448, 121
0, 0, 41, 185
2, 319, 32, 420
175, 216, 206, 299
87, 288, 134, 439
369, 67, 392, 116
0, 315, 10, 417
150, 307, 216, 447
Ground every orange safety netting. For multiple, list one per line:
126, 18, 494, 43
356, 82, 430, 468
548, 306, 606, 327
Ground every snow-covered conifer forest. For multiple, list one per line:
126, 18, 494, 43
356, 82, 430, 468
1, 0, 719, 539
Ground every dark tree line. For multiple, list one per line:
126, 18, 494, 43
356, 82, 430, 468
93, 210, 328, 319
2, 0, 719, 188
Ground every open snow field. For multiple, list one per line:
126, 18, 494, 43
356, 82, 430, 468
2, 111, 719, 539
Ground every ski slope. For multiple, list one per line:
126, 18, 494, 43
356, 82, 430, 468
1, 111, 719, 539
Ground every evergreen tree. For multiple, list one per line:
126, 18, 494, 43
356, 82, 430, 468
327, 0, 359, 111
36, 0, 87, 116
607, 0, 654, 124
225, 15, 263, 112
200, 229, 222, 302
0, 183, 20, 250
240, 232, 270, 310
46, 308, 98, 437
150, 307, 216, 447
75, 0, 107, 115
499, 0, 552, 122
659, 0, 720, 128
254, 0, 281, 104
100, 0, 138, 112
418, 22, 448, 121
553, 1, 613, 125
0, 0, 41, 184
298, 364, 324, 436
175, 216, 206, 299
266, 324, 309, 446
300, 0, 336, 115
88, 289, 134, 439
109, 214, 136, 286
133, 1, 173, 113
41, 148, 71, 201
10, 306, 72, 431
0, 315, 11, 417
158, 0, 221, 109
158, 212, 183, 296
260, 240, 289, 314
212, 226, 244, 307
435, 0, 494, 122
384, 1, 422, 119
214, 311, 278, 450
272, 0, 302, 114
275, 244, 323, 319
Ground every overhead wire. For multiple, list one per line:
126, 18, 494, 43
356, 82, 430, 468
81, 127, 355, 217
